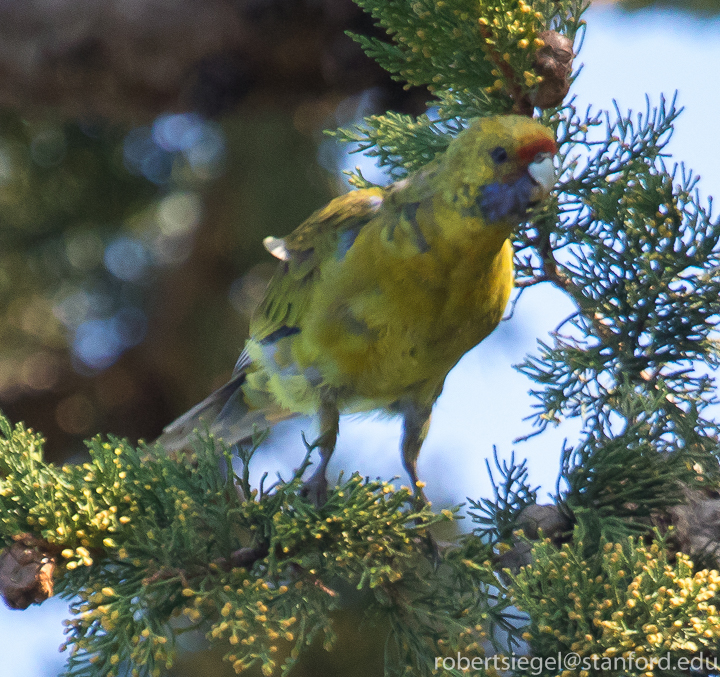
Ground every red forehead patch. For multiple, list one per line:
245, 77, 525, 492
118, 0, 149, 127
517, 136, 558, 164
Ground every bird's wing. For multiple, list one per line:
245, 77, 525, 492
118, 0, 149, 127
158, 187, 389, 451
250, 187, 386, 341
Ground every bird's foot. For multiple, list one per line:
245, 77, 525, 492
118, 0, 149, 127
411, 481, 429, 510
299, 469, 328, 508
423, 530, 442, 566
406, 483, 442, 563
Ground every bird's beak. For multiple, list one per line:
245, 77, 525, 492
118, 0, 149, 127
528, 151, 556, 200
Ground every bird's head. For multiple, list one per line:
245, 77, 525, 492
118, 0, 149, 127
444, 115, 558, 224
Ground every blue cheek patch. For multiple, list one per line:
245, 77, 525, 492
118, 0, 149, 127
478, 174, 535, 223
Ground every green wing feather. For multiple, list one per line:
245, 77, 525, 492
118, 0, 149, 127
250, 187, 386, 341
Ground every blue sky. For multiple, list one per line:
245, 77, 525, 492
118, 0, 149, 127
1, 6, 719, 675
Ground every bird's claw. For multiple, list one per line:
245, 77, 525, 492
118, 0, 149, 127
300, 469, 328, 508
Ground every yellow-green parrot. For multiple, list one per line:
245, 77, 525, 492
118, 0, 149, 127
158, 114, 557, 503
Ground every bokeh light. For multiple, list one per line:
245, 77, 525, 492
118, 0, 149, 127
156, 191, 203, 237
30, 128, 67, 169
64, 230, 104, 271
125, 113, 227, 185
155, 113, 226, 177
70, 308, 147, 371
0, 111, 231, 382
123, 126, 174, 185
103, 236, 151, 282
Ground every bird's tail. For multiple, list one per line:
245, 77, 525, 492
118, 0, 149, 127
156, 364, 296, 453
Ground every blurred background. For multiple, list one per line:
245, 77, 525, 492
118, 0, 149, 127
0, 0, 718, 675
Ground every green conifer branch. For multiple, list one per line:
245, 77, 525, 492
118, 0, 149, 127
511, 94, 720, 534
511, 535, 720, 667
331, 0, 588, 186
4, 0, 720, 674
466, 450, 538, 546
1, 413, 530, 676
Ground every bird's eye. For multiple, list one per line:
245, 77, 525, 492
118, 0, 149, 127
490, 146, 508, 164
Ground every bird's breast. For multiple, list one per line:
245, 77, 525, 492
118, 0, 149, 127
294, 205, 515, 409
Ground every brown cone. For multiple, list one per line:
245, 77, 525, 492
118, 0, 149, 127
0, 534, 59, 610
531, 30, 574, 109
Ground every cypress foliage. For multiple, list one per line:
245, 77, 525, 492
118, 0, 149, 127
3, 0, 720, 675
